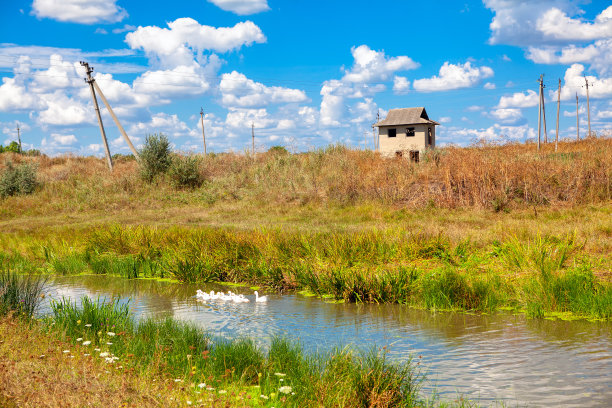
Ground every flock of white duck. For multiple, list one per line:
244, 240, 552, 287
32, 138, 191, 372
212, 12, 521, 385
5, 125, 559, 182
195, 289, 267, 303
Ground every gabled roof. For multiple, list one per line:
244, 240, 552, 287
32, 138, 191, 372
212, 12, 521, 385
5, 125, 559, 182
374, 107, 439, 127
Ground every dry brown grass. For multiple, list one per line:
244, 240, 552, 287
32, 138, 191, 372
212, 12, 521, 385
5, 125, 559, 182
0, 316, 254, 408
2, 136, 610, 215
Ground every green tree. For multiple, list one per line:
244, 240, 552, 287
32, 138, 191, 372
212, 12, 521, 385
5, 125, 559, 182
139, 133, 172, 182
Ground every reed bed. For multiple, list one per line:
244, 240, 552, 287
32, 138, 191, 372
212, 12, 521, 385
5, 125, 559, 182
4, 225, 611, 319
0, 266, 47, 318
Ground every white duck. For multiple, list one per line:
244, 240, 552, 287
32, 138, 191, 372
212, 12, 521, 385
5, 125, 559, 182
254, 291, 268, 303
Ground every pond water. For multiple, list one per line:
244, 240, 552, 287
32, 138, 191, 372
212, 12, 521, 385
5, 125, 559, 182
42, 275, 611, 407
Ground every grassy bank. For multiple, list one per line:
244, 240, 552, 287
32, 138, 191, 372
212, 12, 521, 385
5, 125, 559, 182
1, 138, 610, 319
0, 271, 480, 407
2, 224, 611, 319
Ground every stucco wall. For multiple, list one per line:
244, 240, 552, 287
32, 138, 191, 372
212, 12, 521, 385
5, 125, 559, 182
377, 124, 435, 156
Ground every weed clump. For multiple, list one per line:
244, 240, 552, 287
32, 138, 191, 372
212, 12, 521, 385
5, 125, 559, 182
168, 155, 203, 189
139, 133, 171, 182
0, 161, 38, 198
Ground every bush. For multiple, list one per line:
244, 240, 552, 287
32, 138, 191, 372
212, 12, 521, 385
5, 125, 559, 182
1, 141, 20, 154
139, 133, 171, 182
168, 155, 203, 189
0, 161, 38, 198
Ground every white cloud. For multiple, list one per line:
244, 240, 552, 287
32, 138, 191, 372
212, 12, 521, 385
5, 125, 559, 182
536, 6, 612, 41
37, 93, 92, 127
208, 0, 269, 15
125, 18, 266, 66
393, 76, 410, 95
0, 77, 43, 112
133, 64, 213, 100
129, 113, 191, 139
559, 64, 612, 100
342, 45, 419, 83
466, 105, 483, 112
439, 116, 451, 123
489, 108, 524, 124
526, 39, 612, 76
484, 82, 496, 90
497, 90, 539, 108
219, 71, 308, 108
413, 62, 493, 92
447, 123, 536, 143
596, 109, 612, 119
50, 133, 78, 145
31, 0, 127, 24
0, 45, 141, 74
563, 105, 585, 117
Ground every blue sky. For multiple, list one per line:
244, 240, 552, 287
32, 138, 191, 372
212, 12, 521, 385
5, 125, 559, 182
1, 0, 611, 155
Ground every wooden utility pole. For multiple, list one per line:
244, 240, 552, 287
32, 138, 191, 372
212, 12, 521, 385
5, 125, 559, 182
17, 126, 21, 153
541, 78, 548, 143
555, 79, 560, 152
576, 92, 580, 141
251, 122, 255, 155
81, 61, 113, 171
91, 81, 139, 159
537, 74, 543, 151
584, 76, 591, 137
200, 107, 207, 155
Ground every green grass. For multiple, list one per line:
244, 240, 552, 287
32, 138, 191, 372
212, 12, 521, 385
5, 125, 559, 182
0, 266, 47, 318
45, 296, 428, 407
4, 224, 611, 319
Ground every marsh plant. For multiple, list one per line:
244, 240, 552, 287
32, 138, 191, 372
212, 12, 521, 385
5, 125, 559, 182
0, 268, 47, 318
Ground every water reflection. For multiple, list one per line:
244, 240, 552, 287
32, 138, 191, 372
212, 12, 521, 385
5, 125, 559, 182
42, 275, 611, 407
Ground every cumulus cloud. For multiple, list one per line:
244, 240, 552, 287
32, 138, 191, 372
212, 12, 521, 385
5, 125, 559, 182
125, 18, 266, 66
219, 71, 308, 108
526, 39, 612, 76
133, 64, 214, 101
393, 76, 410, 95
497, 90, 539, 108
559, 64, 612, 100
489, 108, 524, 124
484, 82, 496, 90
413, 62, 493, 92
0, 78, 43, 112
208, 0, 269, 15
536, 6, 612, 41
342, 45, 419, 83
31, 0, 127, 24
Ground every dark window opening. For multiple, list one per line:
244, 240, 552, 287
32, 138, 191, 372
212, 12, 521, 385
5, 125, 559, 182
409, 150, 420, 163
388, 128, 396, 138
395, 150, 403, 158
406, 127, 415, 137
427, 127, 433, 146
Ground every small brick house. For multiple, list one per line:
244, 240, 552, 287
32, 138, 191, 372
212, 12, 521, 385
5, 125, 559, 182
374, 107, 439, 161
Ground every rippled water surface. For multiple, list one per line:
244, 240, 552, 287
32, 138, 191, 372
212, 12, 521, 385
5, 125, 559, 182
42, 275, 611, 407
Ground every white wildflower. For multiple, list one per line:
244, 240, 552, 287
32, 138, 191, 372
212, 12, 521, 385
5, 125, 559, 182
76, 338, 83, 342
274, 372, 286, 377
279, 386, 292, 394
82, 341, 91, 346
63, 350, 70, 354
99, 352, 110, 358
197, 383, 206, 389
85, 324, 92, 327
107, 332, 116, 337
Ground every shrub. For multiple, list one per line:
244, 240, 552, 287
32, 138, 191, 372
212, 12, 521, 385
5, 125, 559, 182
139, 133, 171, 182
0, 161, 38, 198
168, 155, 203, 189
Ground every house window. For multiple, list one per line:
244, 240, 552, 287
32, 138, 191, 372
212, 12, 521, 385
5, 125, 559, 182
428, 127, 433, 146
388, 128, 396, 138
406, 127, 415, 137
395, 150, 403, 158
409, 150, 420, 163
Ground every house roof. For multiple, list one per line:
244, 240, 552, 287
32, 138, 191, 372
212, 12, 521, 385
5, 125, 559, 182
374, 107, 439, 127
